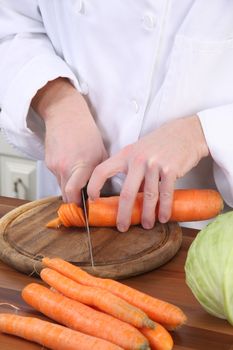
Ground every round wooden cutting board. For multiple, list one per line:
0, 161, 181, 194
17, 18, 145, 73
0, 197, 182, 279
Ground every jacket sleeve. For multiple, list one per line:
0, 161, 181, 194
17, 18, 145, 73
0, 1, 80, 160
198, 104, 233, 207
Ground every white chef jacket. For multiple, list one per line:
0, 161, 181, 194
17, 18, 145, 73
0, 0, 233, 228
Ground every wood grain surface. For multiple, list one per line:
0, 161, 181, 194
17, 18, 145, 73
0, 196, 232, 350
0, 196, 182, 279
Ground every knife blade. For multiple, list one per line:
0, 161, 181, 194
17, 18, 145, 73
81, 188, 95, 268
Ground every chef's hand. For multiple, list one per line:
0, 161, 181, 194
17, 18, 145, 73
32, 77, 107, 204
87, 116, 209, 232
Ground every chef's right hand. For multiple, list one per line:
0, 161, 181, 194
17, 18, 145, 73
31, 77, 108, 204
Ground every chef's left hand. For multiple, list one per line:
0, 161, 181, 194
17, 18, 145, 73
87, 115, 209, 232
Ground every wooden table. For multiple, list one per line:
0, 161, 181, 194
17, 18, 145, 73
0, 196, 232, 350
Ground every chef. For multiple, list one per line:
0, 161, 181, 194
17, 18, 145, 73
0, 1, 233, 231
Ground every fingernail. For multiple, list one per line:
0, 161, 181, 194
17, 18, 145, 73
142, 221, 154, 230
88, 191, 100, 202
117, 224, 128, 232
159, 216, 168, 223
88, 194, 98, 202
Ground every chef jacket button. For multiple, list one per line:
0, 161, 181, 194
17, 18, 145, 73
142, 13, 156, 30
131, 99, 140, 113
81, 82, 89, 95
74, 0, 85, 14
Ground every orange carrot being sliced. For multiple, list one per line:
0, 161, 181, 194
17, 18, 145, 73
169, 189, 223, 222
42, 257, 187, 330
0, 313, 123, 350
141, 327, 173, 350
40, 267, 154, 329
88, 194, 141, 227
88, 189, 223, 226
22, 283, 150, 350
46, 189, 223, 228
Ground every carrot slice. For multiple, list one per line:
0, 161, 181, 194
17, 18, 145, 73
58, 204, 71, 227
46, 217, 62, 229
69, 203, 85, 226
65, 204, 80, 227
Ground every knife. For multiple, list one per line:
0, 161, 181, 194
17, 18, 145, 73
81, 188, 95, 268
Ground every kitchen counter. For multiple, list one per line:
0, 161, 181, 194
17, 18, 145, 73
0, 196, 232, 349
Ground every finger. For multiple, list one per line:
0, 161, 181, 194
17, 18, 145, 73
141, 162, 159, 229
158, 169, 175, 223
44, 158, 63, 198
57, 175, 66, 203
116, 164, 145, 232
56, 174, 61, 188
139, 179, 145, 192
60, 177, 68, 203
64, 166, 93, 204
87, 155, 126, 199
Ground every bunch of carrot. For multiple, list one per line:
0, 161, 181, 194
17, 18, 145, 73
0, 257, 187, 350
46, 189, 224, 228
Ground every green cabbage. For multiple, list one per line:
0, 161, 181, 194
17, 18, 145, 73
185, 211, 233, 325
